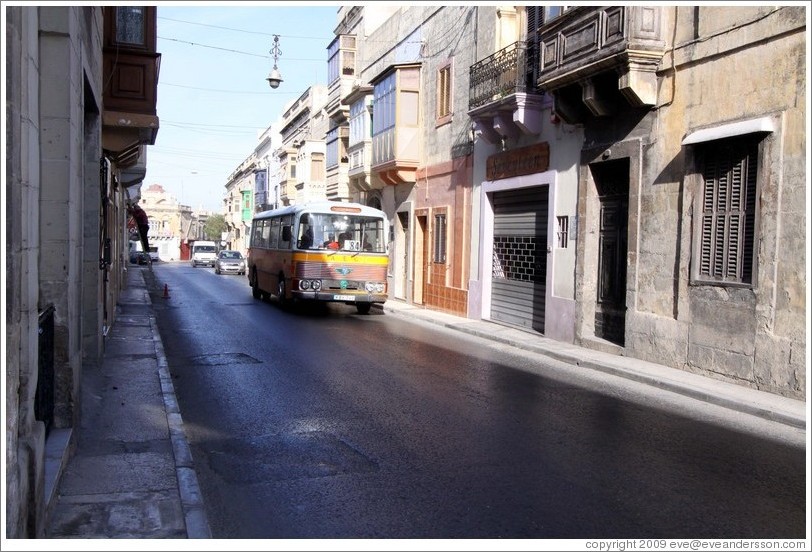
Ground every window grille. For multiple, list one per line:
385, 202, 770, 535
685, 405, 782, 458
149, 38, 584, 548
433, 213, 447, 263
556, 215, 568, 248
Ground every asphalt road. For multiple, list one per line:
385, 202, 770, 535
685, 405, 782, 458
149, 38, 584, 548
148, 262, 807, 539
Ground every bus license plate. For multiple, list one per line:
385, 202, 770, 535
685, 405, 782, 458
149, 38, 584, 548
333, 294, 354, 301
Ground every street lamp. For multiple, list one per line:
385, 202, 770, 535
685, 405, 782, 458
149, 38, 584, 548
266, 34, 283, 89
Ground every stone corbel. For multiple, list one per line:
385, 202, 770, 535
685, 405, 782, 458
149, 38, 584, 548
473, 118, 502, 145
512, 93, 545, 135
581, 78, 612, 117
493, 112, 520, 141
618, 56, 661, 107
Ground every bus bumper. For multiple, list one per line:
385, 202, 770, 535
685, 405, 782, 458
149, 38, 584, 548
292, 291, 388, 304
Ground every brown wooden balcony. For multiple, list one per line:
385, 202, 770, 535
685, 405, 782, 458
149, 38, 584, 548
537, 6, 666, 123
467, 41, 548, 145
101, 6, 160, 167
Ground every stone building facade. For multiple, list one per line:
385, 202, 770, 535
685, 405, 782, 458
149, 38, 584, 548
532, 6, 806, 398
5, 6, 160, 537
138, 183, 193, 261
317, 5, 806, 399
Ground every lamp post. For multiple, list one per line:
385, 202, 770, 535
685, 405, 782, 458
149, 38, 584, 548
266, 34, 283, 89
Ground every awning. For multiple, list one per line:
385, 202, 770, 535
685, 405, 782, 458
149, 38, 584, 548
682, 116, 774, 145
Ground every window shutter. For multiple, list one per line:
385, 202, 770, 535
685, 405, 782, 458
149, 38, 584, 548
741, 144, 758, 282
699, 138, 758, 284
527, 6, 541, 32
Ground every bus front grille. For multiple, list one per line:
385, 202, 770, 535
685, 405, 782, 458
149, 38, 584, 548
296, 261, 386, 281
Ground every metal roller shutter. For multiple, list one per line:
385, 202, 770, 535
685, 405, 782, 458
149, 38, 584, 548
491, 186, 548, 333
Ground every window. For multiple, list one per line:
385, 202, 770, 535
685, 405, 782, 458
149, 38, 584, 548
694, 137, 759, 285
269, 218, 280, 249
311, 153, 325, 181
544, 6, 570, 21
372, 72, 396, 135
251, 222, 263, 247
278, 215, 292, 249
328, 35, 357, 84
556, 216, 569, 248
116, 7, 145, 45
433, 213, 447, 263
437, 62, 452, 124
371, 64, 420, 167
349, 100, 367, 146
326, 127, 339, 168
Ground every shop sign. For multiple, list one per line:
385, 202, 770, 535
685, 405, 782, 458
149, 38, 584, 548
486, 142, 550, 180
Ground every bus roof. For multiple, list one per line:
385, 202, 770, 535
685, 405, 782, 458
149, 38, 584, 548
253, 201, 386, 221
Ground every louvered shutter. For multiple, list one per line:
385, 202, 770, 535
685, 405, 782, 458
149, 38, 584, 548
698, 139, 758, 284
526, 7, 541, 89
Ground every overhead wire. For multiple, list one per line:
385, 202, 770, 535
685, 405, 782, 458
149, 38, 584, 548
160, 82, 295, 95
157, 36, 324, 61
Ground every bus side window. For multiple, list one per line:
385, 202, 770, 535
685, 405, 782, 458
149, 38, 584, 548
269, 218, 280, 248
260, 221, 271, 248
255, 220, 269, 248
280, 221, 292, 248
251, 221, 263, 247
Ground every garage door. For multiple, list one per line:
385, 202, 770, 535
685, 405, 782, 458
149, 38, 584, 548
491, 186, 548, 333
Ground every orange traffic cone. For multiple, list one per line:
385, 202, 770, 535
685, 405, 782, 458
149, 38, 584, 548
163, 283, 170, 299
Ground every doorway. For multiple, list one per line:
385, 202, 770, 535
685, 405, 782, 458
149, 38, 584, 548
592, 159, 629, 346
490, 186, 549, 333
394, 210, 410, 300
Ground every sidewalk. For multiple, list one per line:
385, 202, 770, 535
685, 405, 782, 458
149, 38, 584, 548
44, 265, 805, 539
45, 265, 210, 539
377, 300, 807, 430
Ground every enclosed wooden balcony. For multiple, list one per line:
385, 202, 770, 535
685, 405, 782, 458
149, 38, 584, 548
370, 64, 421, 186
537, 6, 666, 123
102, 6, 160, 166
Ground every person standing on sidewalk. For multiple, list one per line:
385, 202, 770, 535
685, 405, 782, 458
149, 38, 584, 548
128, 202, 151, 263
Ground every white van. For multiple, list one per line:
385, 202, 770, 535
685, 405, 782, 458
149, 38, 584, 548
191, 240, 218, 267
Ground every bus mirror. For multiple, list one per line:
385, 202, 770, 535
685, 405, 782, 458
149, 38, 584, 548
281, 225, 291, 242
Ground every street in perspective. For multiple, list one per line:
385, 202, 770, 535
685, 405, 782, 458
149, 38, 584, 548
145, 262, 806, 539
6, 4, 808, 546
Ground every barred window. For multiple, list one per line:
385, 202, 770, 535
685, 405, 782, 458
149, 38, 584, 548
433, 213, 447, 263
556, 216, 569, 248
694, 137, 758, 285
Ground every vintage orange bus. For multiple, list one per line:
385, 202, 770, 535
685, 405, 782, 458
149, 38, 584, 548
247, 201, 389, 314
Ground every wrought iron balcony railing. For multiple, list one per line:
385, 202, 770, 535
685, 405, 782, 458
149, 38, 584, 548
469, 40, 541, 110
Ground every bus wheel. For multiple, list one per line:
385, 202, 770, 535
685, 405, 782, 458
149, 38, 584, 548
356, 302, 372, 315
251, 272, 261, 299
277, 277, 288, 308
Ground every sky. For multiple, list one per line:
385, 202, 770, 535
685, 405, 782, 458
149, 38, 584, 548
148, 3, 341, 213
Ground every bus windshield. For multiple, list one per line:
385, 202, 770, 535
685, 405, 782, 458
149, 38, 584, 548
297, 212, 386, 253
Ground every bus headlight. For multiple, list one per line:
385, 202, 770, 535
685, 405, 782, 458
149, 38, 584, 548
366, 282, 385, 293
299, 279, 321, 291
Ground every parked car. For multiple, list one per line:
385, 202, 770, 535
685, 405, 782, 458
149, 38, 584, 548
214, 250, 246, 275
